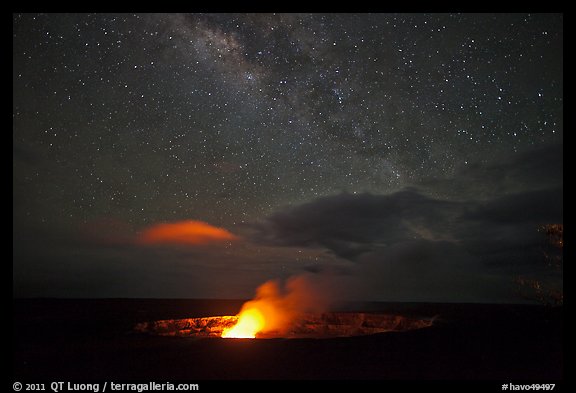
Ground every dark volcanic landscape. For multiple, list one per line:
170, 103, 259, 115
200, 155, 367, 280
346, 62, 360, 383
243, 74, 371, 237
13, 299, 562, 380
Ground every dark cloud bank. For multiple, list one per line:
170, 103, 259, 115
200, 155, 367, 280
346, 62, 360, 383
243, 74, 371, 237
252, 144, 563, 302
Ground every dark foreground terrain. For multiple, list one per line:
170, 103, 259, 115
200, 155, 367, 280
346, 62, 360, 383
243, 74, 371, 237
13, 299, 562, 380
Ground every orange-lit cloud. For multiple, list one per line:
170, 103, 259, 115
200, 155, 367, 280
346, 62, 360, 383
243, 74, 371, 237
138, 220, 238, 246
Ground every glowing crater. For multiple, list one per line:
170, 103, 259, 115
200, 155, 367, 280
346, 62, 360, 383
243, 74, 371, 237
134, 312, 434, 339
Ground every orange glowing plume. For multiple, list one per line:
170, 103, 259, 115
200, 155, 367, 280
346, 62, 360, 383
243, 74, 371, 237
221, 308, 265, 338
221, 276, 329, 339
139, 220, 237, 245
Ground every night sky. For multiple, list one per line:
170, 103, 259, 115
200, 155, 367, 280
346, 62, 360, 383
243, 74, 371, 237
13, 13, 563, 302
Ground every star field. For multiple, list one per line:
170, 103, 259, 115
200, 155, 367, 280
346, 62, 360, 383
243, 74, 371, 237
13, 13, 563, 300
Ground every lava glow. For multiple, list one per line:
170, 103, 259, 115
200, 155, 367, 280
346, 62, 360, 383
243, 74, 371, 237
133, 279, 435, 339
138, 220, 237, 245
220, 275, 329, 339
221, 308, 265, 338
